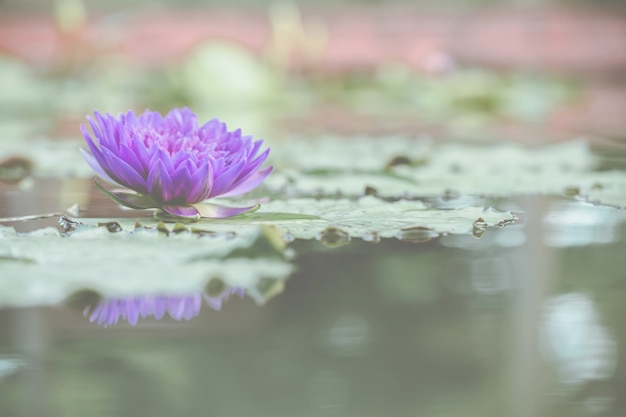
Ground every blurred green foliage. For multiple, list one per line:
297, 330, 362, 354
0, 38, 577, 141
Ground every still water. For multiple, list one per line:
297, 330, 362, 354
0, 183, 625, 417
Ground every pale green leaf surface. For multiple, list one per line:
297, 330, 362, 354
264, 139, 626, 208
0, 225, 293, 307
270, 135, 432, 171
62, 196, 516, 240
5, 136, 626, 210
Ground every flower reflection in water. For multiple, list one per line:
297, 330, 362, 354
83, 288, 245, 327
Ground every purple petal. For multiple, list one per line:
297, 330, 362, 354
126, 300, 140, 325
139, 296, 154, 318
182, 296, 201, 320
94, 179, 160, 209
153, 298, 167, 320
191, 202, 260, 218
239, 147, 270, 179
137, 109, 163, 128
81, 125, 107, 164
161, 204, 201, 219
85, 116, 104, 141
168, 164, 193, 201
203, 295, 223, 311
120, 109, 137, 127
247, 138, 263, 157
147, 159, 174, 202
168, 298, 185, 320
95, 112, 117, 148
167, 107, 198, 133
208, 146, 270, 198
153, 147, 175, 175
199, 118, 227, 139
170, 149, 195, 170
129, 136, 152, 170
80, 148, 119, 185
85, 294, 209, 327
219, 148, 270, 195
209, 158, 247, 197
99, 146, 148, 192
117, 143, 147, 177
187, 161, 213, 202
218, 166, 273, 198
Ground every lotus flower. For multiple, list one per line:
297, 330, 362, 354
84, 289, 245, 327
80, 108, 272, 218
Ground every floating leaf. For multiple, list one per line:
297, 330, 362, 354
0, 224, 293, 308
58, 196, 517, 242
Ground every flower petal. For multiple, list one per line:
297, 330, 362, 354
99, 145, 148, 192
188, 161, 213, 202
85, 115, 104, 141
117, 143, 147, 177
168, 298, 185, 320
161, 204, 201, 219
167, 107, 198, 133
149, 147, 175, 175
191, 202, 260, 218
168, 163, 193, 201
209, 158, 247, 197
94, 179, 160, 209
95, 112, 117, 149
225, 149, 270, 191
137, 109, 163, 129
203, 294, 223, 311
126, 300, 140, 325
222, 148, 270, 191
242, 147, 270, 175
81, 125, 107, 164
218, 166, 273, 198
153, 298, 167, 320
129, 135, 152, 170
147, 159, 174, 202
80, 148, 119, 185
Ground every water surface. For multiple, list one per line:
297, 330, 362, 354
1, 182, 625, 417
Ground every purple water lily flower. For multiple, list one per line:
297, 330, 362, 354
80, 107, 272, 218
84, 288, 245, 327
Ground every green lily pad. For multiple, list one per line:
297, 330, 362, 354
0, 225, 293, 307
50, 196, 516, 241
6, 136, 625, 210
264, 139, 626, 208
